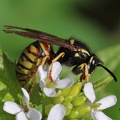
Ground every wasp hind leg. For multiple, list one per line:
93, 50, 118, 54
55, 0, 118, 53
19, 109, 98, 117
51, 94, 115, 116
28, 56, 50, 94
28, 74, 37, 94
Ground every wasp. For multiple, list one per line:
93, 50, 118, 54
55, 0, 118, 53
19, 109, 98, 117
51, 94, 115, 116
3, 25, 117, 87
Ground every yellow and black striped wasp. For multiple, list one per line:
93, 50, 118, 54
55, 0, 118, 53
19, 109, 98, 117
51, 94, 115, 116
3, 25, 117, 89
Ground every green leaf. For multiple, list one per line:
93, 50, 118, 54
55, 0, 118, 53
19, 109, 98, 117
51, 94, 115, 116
0, 49, 22, 120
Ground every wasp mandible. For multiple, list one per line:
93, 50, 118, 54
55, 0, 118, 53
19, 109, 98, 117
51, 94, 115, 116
3, 25, 117, 87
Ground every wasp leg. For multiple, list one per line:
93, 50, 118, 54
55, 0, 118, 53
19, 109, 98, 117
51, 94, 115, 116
80, 63, 90, 82
40, 55, 50, 66
84, 64, 90, 82
52, 52, 65, 63
28, 74, 37, 94
28, 55, 50, 94
80, 73, 85, 82
19, 78, 29, 87
49, 52, 65, 82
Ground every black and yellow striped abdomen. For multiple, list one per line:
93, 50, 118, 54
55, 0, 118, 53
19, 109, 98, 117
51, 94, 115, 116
16, 41, 48, 86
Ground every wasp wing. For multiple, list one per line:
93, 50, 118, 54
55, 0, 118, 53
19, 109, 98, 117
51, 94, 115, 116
3, 25, 75, 51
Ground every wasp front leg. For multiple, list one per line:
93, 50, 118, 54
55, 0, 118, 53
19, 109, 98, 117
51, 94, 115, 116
84, 63, 90, 82
79, 63, 90, 82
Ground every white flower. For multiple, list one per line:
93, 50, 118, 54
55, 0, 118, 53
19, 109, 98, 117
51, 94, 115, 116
47, 104, 66, 120
38, 62, 74, 97
3, 88, 42, 120
84, 82, 117, 120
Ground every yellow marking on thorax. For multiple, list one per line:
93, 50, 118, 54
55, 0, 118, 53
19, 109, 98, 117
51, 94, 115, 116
81, 49, 90, 56
70, 39, 75, 45
78, 63, 85, 69
75, 53, 80, 57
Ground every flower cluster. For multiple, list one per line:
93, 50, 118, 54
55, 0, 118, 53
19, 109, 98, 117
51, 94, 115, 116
3, 88, 42, 120
38, 62, 74, 97
3, 88, 66, 120
84, 82, 117, 120
3, 62, 117, 120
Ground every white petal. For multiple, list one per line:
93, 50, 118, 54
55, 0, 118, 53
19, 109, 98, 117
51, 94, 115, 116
91, 110, 112, 120
27, 108, 42, 120
96, 95, 117, 110
43, 87, 56, 97
55, 78, 74, 89
39, 79, 45, 90
84, 82, 96, 103
48, 104, 66, 120
16, 111, 28, 120
21, 88, 30, 106
50, 62, 62, 81
38, 66, 47, 80
3, 101, 22, 114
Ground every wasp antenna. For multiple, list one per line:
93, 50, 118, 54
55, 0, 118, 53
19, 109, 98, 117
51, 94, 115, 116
97, 64, 117, 82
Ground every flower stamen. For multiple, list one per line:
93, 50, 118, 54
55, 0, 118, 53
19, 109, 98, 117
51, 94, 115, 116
23, 104, 29, 112
92, 103, 101, 109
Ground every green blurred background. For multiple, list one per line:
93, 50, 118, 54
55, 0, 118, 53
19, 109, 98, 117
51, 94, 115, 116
1, 0, 120, 60
0, 0, 120, 119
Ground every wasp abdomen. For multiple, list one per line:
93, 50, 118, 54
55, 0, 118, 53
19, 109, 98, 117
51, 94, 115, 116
16, 41, 44, 86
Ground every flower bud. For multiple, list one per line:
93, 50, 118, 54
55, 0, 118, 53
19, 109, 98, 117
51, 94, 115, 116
62, 101, 73, 116
82, 115, 93, 120
71, 96, 86, 107
61, 87, 71, 96
64, 118, 78, 120
53, 95, 64, 104
75, 105, 91, 117
66, 83, 82, 98
68, 109, 79, 118
64, 95, 72, 102
55, 90, 62, 97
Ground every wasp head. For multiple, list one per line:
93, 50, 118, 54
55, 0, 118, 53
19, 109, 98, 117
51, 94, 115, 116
87, 55, 103, 74
88, 55, 117, 82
